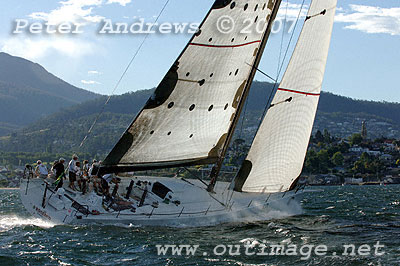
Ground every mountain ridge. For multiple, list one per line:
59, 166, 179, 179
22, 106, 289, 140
1, 81, 399, 155
0, 52, 100, 135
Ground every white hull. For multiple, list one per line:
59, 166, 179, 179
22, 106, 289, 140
20, 177, 304, 227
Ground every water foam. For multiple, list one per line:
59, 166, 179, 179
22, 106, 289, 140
0, 215, 55, 232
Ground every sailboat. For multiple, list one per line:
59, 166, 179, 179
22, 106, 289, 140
20, 0, 337, 226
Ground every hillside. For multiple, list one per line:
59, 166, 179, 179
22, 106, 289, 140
0, 81, 399, 155
0, 52, 100, 136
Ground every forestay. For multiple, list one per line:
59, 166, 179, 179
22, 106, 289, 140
102, 0, 281, 173
236, 0, 337, 193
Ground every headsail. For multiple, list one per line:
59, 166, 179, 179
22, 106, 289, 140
235, 0, 337, 193
102, 0, 282, 174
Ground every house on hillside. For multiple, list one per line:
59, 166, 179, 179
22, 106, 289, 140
383, 170, 400, 184
14, 166, 25, 174
344, 177, 363, 184
0, 166, 9, 173
380, 154, 393, 161
366, 150, 382, 157
349, 146, 363, 154
384, 143, 396, 152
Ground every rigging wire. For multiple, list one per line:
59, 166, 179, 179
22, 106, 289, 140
79, 0, 171, 148
245, 63, 276, 82
183, 167, 209, 187
258, 0, 307, 125
277, 0, 289, 78
276, 0, 307, 82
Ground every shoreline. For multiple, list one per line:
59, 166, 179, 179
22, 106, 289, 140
0, 188, 19, 190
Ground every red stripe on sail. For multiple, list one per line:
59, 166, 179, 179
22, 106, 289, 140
278, 88, 320, 96
189, 40, 261, 48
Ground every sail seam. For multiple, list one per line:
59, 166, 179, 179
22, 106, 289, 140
189, 40, 261, 48
278, 88, 320, 96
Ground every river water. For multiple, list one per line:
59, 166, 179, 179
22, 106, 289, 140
0, 185, 399, 265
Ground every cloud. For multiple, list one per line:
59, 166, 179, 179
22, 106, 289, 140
335, 5, 400, 36
277, 2, 309, 20
106, 0, 132, 6
0, 37, 95, 60
275, 2, 400, 36
1, 0, 108, 61
88, 70, 101, 75
81, 80, 101, 85
29, 0, 104, 25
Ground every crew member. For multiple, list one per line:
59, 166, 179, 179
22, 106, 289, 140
35, 160, 48, 179
54, 158, 66, 191
68, 154, 78, 190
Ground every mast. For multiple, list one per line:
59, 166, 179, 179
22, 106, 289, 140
207, 0, 283, 192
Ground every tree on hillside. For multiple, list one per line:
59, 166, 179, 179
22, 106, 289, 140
0, 179, 9, 187
317, 149, 330, 173
304, 149, 319, 173
352, 151, 386, 176
394, 140, 400, 147
349, 133, 363, 146
332, 151, 344, 167
338, 141, 350, 153
365, 159, 384, 175
315, 130, 324, 143
360, 152, 370, 162
323, 129, 331, 143
353, 160, 366, 174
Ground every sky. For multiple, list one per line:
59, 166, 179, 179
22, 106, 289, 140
0, 0, 399, 102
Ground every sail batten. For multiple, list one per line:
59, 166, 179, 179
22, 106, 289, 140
103, 0, 281, 172
236, 0, 337, 193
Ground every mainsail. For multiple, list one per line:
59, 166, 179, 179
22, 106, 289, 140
102, 0, 282, 173
235, 0, 337, 193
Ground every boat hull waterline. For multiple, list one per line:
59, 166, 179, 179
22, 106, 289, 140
20, 177, 304, 227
